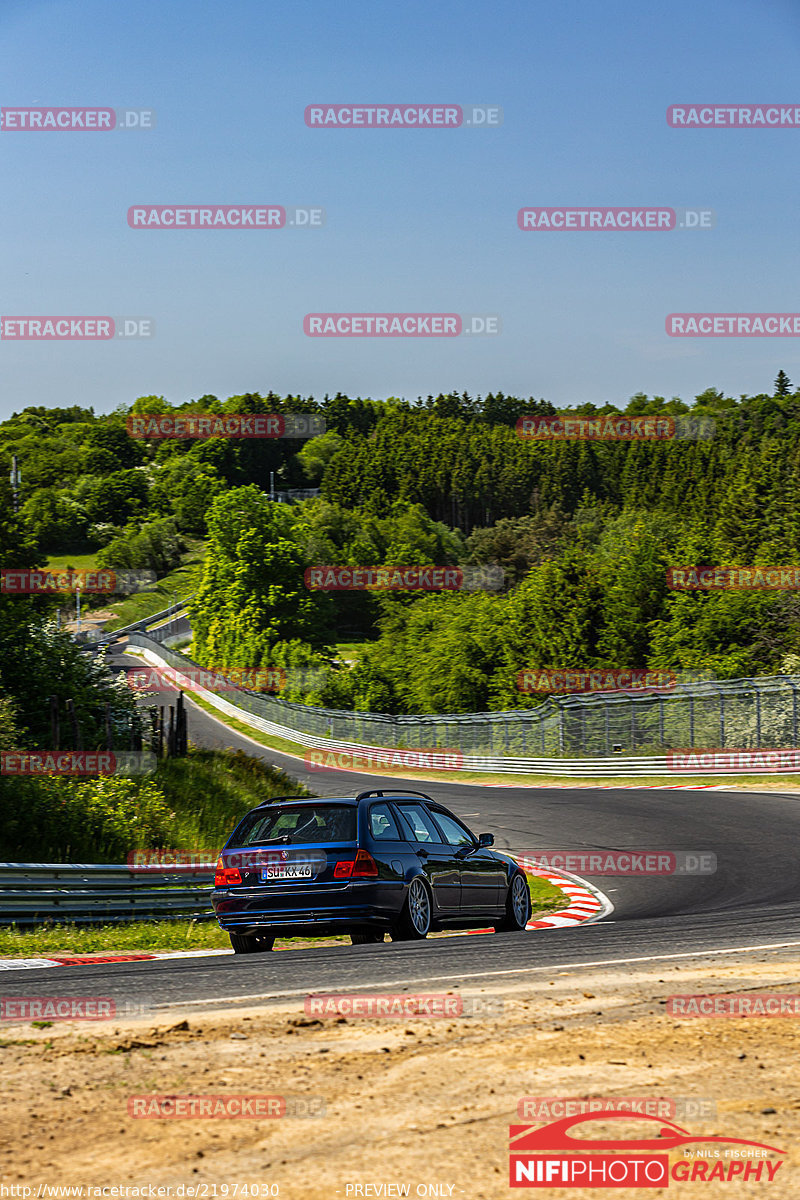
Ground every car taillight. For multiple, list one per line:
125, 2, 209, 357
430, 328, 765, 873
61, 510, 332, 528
214, 857, 242, 886
334, 849, 379, 879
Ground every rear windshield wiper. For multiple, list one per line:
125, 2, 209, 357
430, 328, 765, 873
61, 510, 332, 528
286, 818, 320, 842
242, 833, 292, 846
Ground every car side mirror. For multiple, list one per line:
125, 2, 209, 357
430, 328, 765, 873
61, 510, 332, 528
478, 833, 494, 848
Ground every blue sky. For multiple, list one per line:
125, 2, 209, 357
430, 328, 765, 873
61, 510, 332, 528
0, 0, 798, 418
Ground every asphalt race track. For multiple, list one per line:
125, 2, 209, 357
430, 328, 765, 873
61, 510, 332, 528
7, 643, 800, 1014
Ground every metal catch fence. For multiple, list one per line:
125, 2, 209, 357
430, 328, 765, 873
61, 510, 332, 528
127, 635, 800, 758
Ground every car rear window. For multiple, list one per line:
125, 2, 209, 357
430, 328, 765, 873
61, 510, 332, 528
228, 804, 357, 847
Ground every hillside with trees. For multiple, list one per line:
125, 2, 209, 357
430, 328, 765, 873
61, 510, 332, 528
3, 375, 800, 717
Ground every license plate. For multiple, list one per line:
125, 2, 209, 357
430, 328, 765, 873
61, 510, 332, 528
261, 863, 313, 881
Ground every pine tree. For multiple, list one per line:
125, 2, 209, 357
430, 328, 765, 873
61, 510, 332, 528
775, 370, 792, 397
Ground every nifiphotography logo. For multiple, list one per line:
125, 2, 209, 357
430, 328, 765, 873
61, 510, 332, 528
508, 1111, 785, 1186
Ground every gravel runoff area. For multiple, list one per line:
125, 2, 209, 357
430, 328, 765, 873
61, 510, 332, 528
0, 950, 797, 1198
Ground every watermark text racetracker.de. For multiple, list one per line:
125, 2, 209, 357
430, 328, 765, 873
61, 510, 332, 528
518, 207, 715, 231
668, 565, 800, 590
1, 106, 155, 130
667, 103, 800, 127
667, 313, 800, 336
517, 1096, 716, 1120
126, 414, 325, 440
126, 665, 288, 695
516, 414, 715, 441
1, 568, 154, 594
127, 206, 324, 229
129, 848, 221, 872
668, 749, 800, 773
1, 752, 156, 777
305, 748, 463, 773
128, 1094, 325, 1118
303, 314, 500, 336
304, 103, 502, 128
0, 996, 151, 1022
304, 992, 503, 1018
518, 668, 678, 695
668, 993, 800, 1017
304, 565, 504, 591
517, 850, 717, 875
1, 317, 153, 340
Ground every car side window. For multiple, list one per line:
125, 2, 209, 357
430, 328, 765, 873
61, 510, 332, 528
394, 803, 443, 844
431, 811, 474, 848
368, 802, 402, 840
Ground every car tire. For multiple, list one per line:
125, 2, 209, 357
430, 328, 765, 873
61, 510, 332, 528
495, 872, 532, 932
391, 877, 432, 940
229, 932, 275, 954
350, 930, 385, 945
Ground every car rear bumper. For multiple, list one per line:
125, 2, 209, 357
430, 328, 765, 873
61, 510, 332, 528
212, 881, 404, 934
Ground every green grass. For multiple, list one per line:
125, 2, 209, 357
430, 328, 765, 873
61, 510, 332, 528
45, 552, 100, 572
105, 552, 205, 631
151, 747, 312, 852
0, 919, 232, 956
332, 638, 373, 663
0, 877, 569, 955
526, 873, 569, 912
0, 746, 311, 864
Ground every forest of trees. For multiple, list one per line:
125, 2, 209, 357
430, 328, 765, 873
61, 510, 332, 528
3, 375, 800, 717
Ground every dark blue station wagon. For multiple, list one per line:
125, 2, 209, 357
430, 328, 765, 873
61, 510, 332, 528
212, 789, 532, 952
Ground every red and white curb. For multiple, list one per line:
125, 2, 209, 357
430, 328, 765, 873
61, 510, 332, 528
485, 782, 728, 790
0, 866, 613, 971
454, 859, 614, 936
518, 861, 614, 929
0, 949, 231, 972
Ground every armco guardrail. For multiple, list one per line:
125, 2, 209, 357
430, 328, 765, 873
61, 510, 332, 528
0, 863, 215, 926
127, 634, 800, 768
84, 596, 196, 647
126, 638, 800, 775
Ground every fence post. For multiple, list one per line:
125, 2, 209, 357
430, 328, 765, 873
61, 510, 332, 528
755, 688, 762, 748
176, 692, 187, 756
658, 695, 665, 745
604, 701, 610, 756
719, 692, 726, 749
159, 700, 167, 758
793, 683, 799, 747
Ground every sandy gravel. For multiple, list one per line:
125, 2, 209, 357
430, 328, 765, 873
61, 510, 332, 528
0, 953, 797, 1198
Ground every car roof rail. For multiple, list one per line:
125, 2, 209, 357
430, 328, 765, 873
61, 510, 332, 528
355, 788, 434, 803
254, 795, 312, 808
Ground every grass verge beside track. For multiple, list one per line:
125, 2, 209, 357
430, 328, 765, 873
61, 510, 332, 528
0, 879, 565, 956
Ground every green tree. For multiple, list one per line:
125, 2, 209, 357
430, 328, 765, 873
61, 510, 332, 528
192, 487, 329, 674
775, 370, 792, 398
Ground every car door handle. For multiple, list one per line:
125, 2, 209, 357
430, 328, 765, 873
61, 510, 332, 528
416, 849, 429, 859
